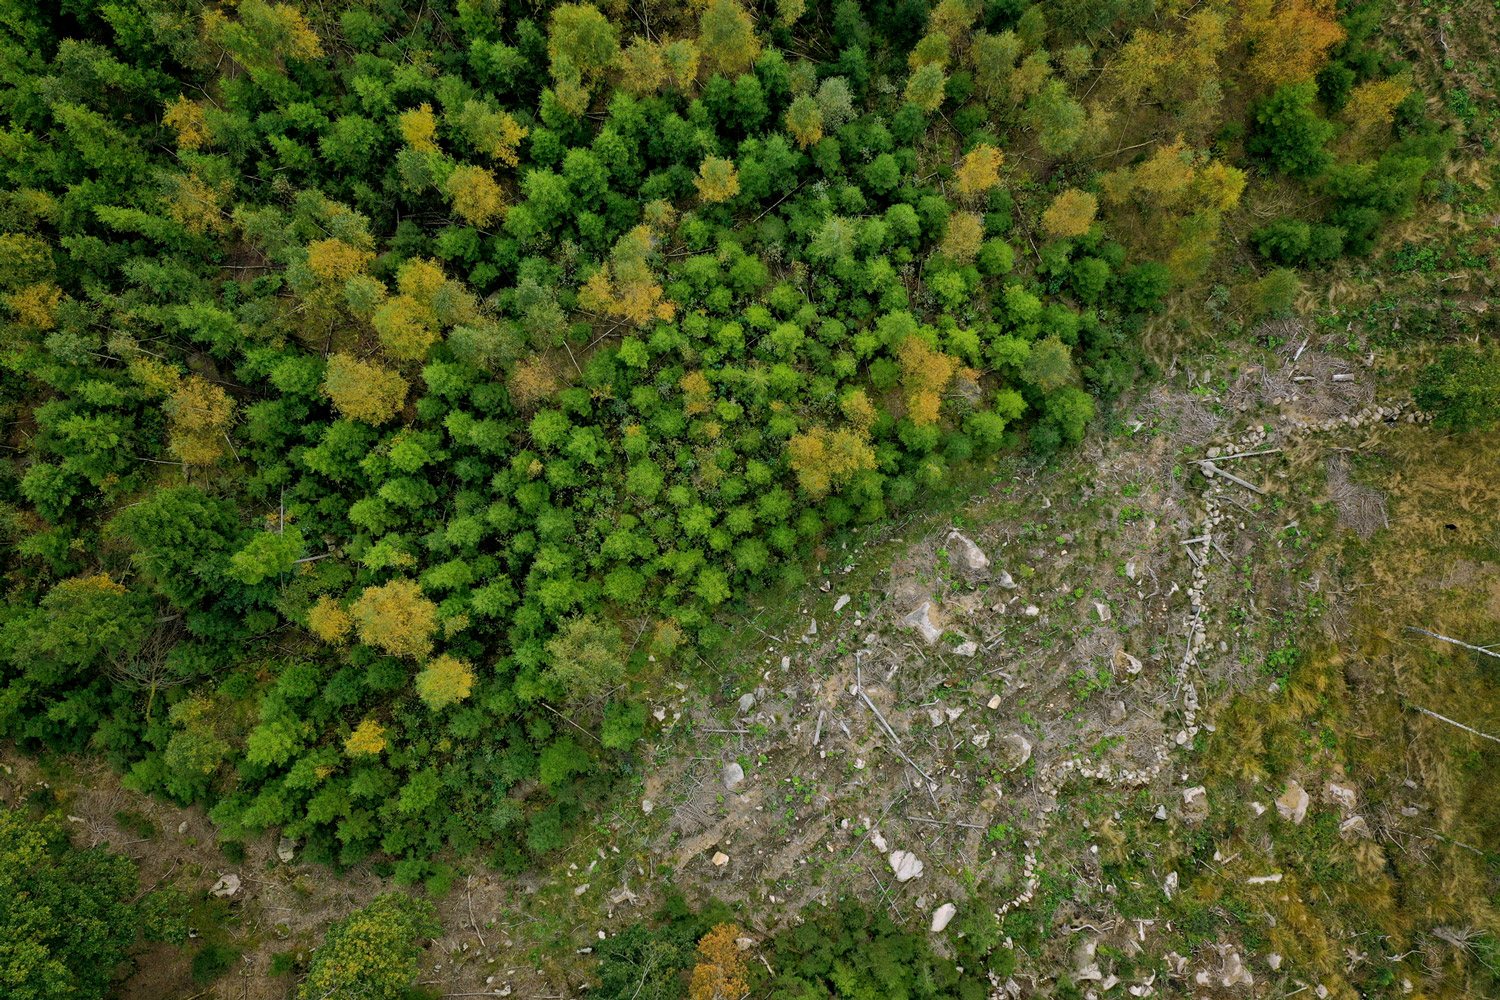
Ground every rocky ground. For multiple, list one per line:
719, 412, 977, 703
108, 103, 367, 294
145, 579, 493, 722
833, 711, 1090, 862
3, 324, 1483, 1000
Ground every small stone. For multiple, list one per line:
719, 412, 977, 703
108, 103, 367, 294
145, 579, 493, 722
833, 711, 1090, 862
737, 693, 756, 713
735, 936, 755, 951
574, 883, 590, 896
1125, 560, 1137, 580
641, 799, 654, 814
903, 602, 943, 644
1163, 871, 1178, 899
953, 640, 978, 657
276, 836, 296, 863
889, 850, 925, 882
1221, 951, 1253, 988
1250, 801, 1266, 816
999, 733, 1032, 770
1339, 815, 1372, 841
1325, 780, 1357, 814
928, 708, 946, 728
1024, 605, 1040, 617
946, 530, 991, 579
988, 695, 1003, 710
711, 852, 730, 867
1109, 700, 1127, 723
930, 902, 957, 933
722, 762, 746, 791
210, 874, 241, 898
871, 831, 887, 852
1181, 785, 1209, 823
1246, 873, 1283, 885
834, 594, 850, 613
1267, 954, 1282, 971
1114, 649, 1143, 675
1276, 779, 1310, 825
1154, 805, 1167, 820
1094, 602, 1112, 622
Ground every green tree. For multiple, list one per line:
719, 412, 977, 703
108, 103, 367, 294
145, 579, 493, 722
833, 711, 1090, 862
0, 807, 139, 1000
1414, 344, 1500, 432
299, 893, 439, 1000
543, 614, 625, 701
1248, 82, 1335, 178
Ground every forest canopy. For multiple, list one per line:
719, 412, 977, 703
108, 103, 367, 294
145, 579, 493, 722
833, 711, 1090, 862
0, 0, 1445, 875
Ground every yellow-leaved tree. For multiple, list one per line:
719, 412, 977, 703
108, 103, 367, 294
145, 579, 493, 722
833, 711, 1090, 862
938, 211, 984, 263
372, 258, 477, 362
351, 578, 439, 658
786, 426, 876, 499
444, 164, 506, 227
954, 143, 1003, 203
308, 594, 354, 644
694, 156, 739, 204
784, 95, 824, 148
688, 924, 749, 1000
1235, 0, 1344, 91
323, 353, 409, 424
896, 336, 963, 426
166, 375, 236, 465
163, 95, 212, 150
344, 719, 387, 756
1040, 188, 1098, 239
415, 654, 475, 710
578, 226, 675, 326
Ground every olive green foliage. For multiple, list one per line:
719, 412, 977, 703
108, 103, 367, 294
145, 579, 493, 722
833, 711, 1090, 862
1414, 343, 1500, 431
0, 0, 1446, 872
299, 892, 439, 1000
0, 807, 184, 1000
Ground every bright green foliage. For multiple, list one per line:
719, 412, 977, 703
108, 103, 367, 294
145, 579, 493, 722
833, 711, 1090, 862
298, 893, 439, 1000
230, 527, 306, 585
1248, 82, 1336, 178
0, 808, 139, 1000
1414, 345, 1500, 432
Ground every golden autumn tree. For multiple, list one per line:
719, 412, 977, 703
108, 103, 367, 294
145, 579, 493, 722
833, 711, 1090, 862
7, 282, 62, 329
694, 156, 739, 203
308, 594, 354, 644
397, 102, 440, 154
507, 355, 564, 412
451, 100, 528, 166
939, 211, 984, 263
163, 95, 211, 150
162, 170, 233, 236
699, 0, 760, 78
578, 225, 675, 326
689, 924, 749, 1000
1040, 188, 1098, 238
1341, 76, 1411, 151
306, 238, 375, 286
784, 94, 824, 148
444, 164, 506, 227
166, 375, 236, 465
896, 336, 963, 426
954, 143, 1003, 203
351, 578, 439, 658
323, 353, 409, 424
344, 719, 387, 756
372, 258, 475, 362
786, 426, 876, 499
1235, 0, 1344, 90
415, 654, 476, 710
620, 38, 667, 95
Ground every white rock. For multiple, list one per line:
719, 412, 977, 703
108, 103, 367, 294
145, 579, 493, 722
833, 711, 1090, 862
1339, 815, 1372, 841
1246, 873, 1283, 885
737, 693, 756, 713
1267, 954, 1282, 971
988, 694, 1003, 709
1276, 779, 1310, 825
276, 836, 296, 863
1221, 951, 1253, 987
1325, 780, 1357, 813
871, 831, 887, 852
1094, 602, 1112, 622
1163, 871, 1178, 899
952, 640, 979, 657
574, 883, 590, 896
903, 602, 942, 644
178, 821, 189, 835
1024, 605, 1040, 617
946, 531, 991, 578
930, 902, 957, 933
834, 594, 851, 613
1250, 801, 1266, 816
1114, 649, 1143, 675
1000, 733, 1032, 770
736, 936, 755, 951
723, 762, 746, 790
711, 852, 729, 867
210, 874, 241, 898
889, 850, 924, 882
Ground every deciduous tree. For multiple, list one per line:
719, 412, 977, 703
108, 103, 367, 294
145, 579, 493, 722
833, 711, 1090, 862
351, 579, 439, 658
1040, 188, 1097, 238
415, 654, 475, 710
